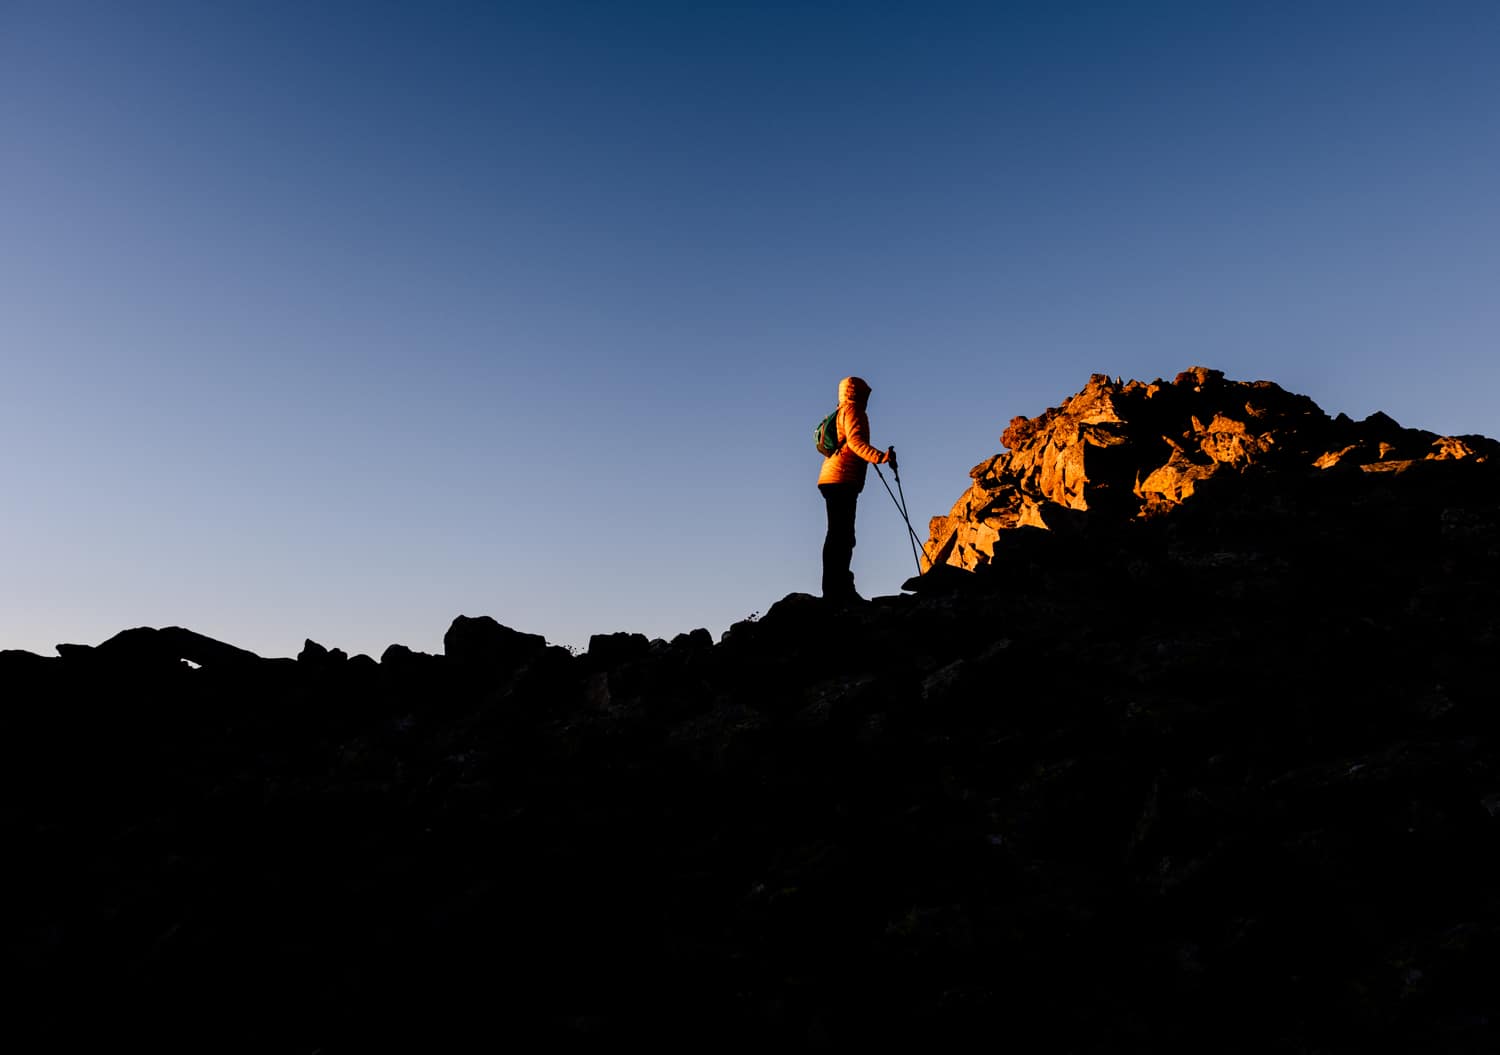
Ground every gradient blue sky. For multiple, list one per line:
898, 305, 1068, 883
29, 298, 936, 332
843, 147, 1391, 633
4, 1, 1498, 658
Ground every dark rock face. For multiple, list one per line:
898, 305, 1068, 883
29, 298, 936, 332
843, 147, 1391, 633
6, 372, 1500, 1050
586, 630, 651, 667
0, 648, 56, 673
379, 643, 440, 674
59, 625, 265, 670
926, 367, 1499, 570
442, 613, 549, 673
298, 638, 348, 665
669, 627, 714, 652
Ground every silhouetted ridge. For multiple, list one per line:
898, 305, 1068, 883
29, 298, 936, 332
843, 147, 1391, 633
6, 369, 1500, 1050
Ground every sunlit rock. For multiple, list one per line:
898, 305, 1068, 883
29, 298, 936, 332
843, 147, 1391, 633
922, 368, 1499, 570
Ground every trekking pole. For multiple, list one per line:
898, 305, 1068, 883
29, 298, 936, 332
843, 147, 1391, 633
874, 463, 927, 575
891, 458, 913, 527
891, 458, 931, 573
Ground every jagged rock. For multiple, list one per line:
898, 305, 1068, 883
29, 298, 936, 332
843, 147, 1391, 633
297, 638, 348, 665
669, 628, 714, 652
764, 591, 823, 622
922, 368, 1500, 571
443, 614, 549, 672
380, 643, 440, 672
719, 593, 827, 649
67, 626, 265, 669
586, 631, 650, 666
901, 562, 976, 594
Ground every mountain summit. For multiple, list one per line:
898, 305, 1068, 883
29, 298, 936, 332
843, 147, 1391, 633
925, 366, 1496, 571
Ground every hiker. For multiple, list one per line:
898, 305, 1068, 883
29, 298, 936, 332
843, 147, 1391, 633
817, 376, 896, 603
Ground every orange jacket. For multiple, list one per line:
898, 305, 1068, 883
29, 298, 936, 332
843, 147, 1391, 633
817, 376, 889, 489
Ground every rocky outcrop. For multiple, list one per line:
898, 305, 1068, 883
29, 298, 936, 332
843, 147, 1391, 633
54, 625, 268, 670
925, 367, 1498, 570
443, 613, 551, 673
5, 371, 1500, 1050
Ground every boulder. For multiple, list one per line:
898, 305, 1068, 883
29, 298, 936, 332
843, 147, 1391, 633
380, 643, 441, 673
298, 638, 349, 665
443, 615, 549, 672
901, 562, 976, 594
90, 626, 263, 669
348, 653, 379, 674
669, 628, 714, 652
586, 631, 651, 667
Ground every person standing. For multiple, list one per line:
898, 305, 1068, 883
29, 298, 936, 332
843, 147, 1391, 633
817, 376, 896, 603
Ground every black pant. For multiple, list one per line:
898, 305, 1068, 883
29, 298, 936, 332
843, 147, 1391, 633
819, 483, 860, 598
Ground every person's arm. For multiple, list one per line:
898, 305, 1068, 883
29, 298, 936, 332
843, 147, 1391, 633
844, 407, 889, 464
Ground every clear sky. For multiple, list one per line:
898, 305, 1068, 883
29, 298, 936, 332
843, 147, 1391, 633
4, 1, 1498, 658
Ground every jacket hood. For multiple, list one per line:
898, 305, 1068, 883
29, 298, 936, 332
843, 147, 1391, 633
838, 376, 872, 406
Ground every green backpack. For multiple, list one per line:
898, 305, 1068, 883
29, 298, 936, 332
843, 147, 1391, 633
814, 408, 842, 456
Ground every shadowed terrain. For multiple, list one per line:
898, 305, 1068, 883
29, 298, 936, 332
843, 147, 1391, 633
6, 371, 1500, 1051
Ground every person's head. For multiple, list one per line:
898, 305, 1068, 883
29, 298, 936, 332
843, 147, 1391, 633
839, 376, 872, 407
